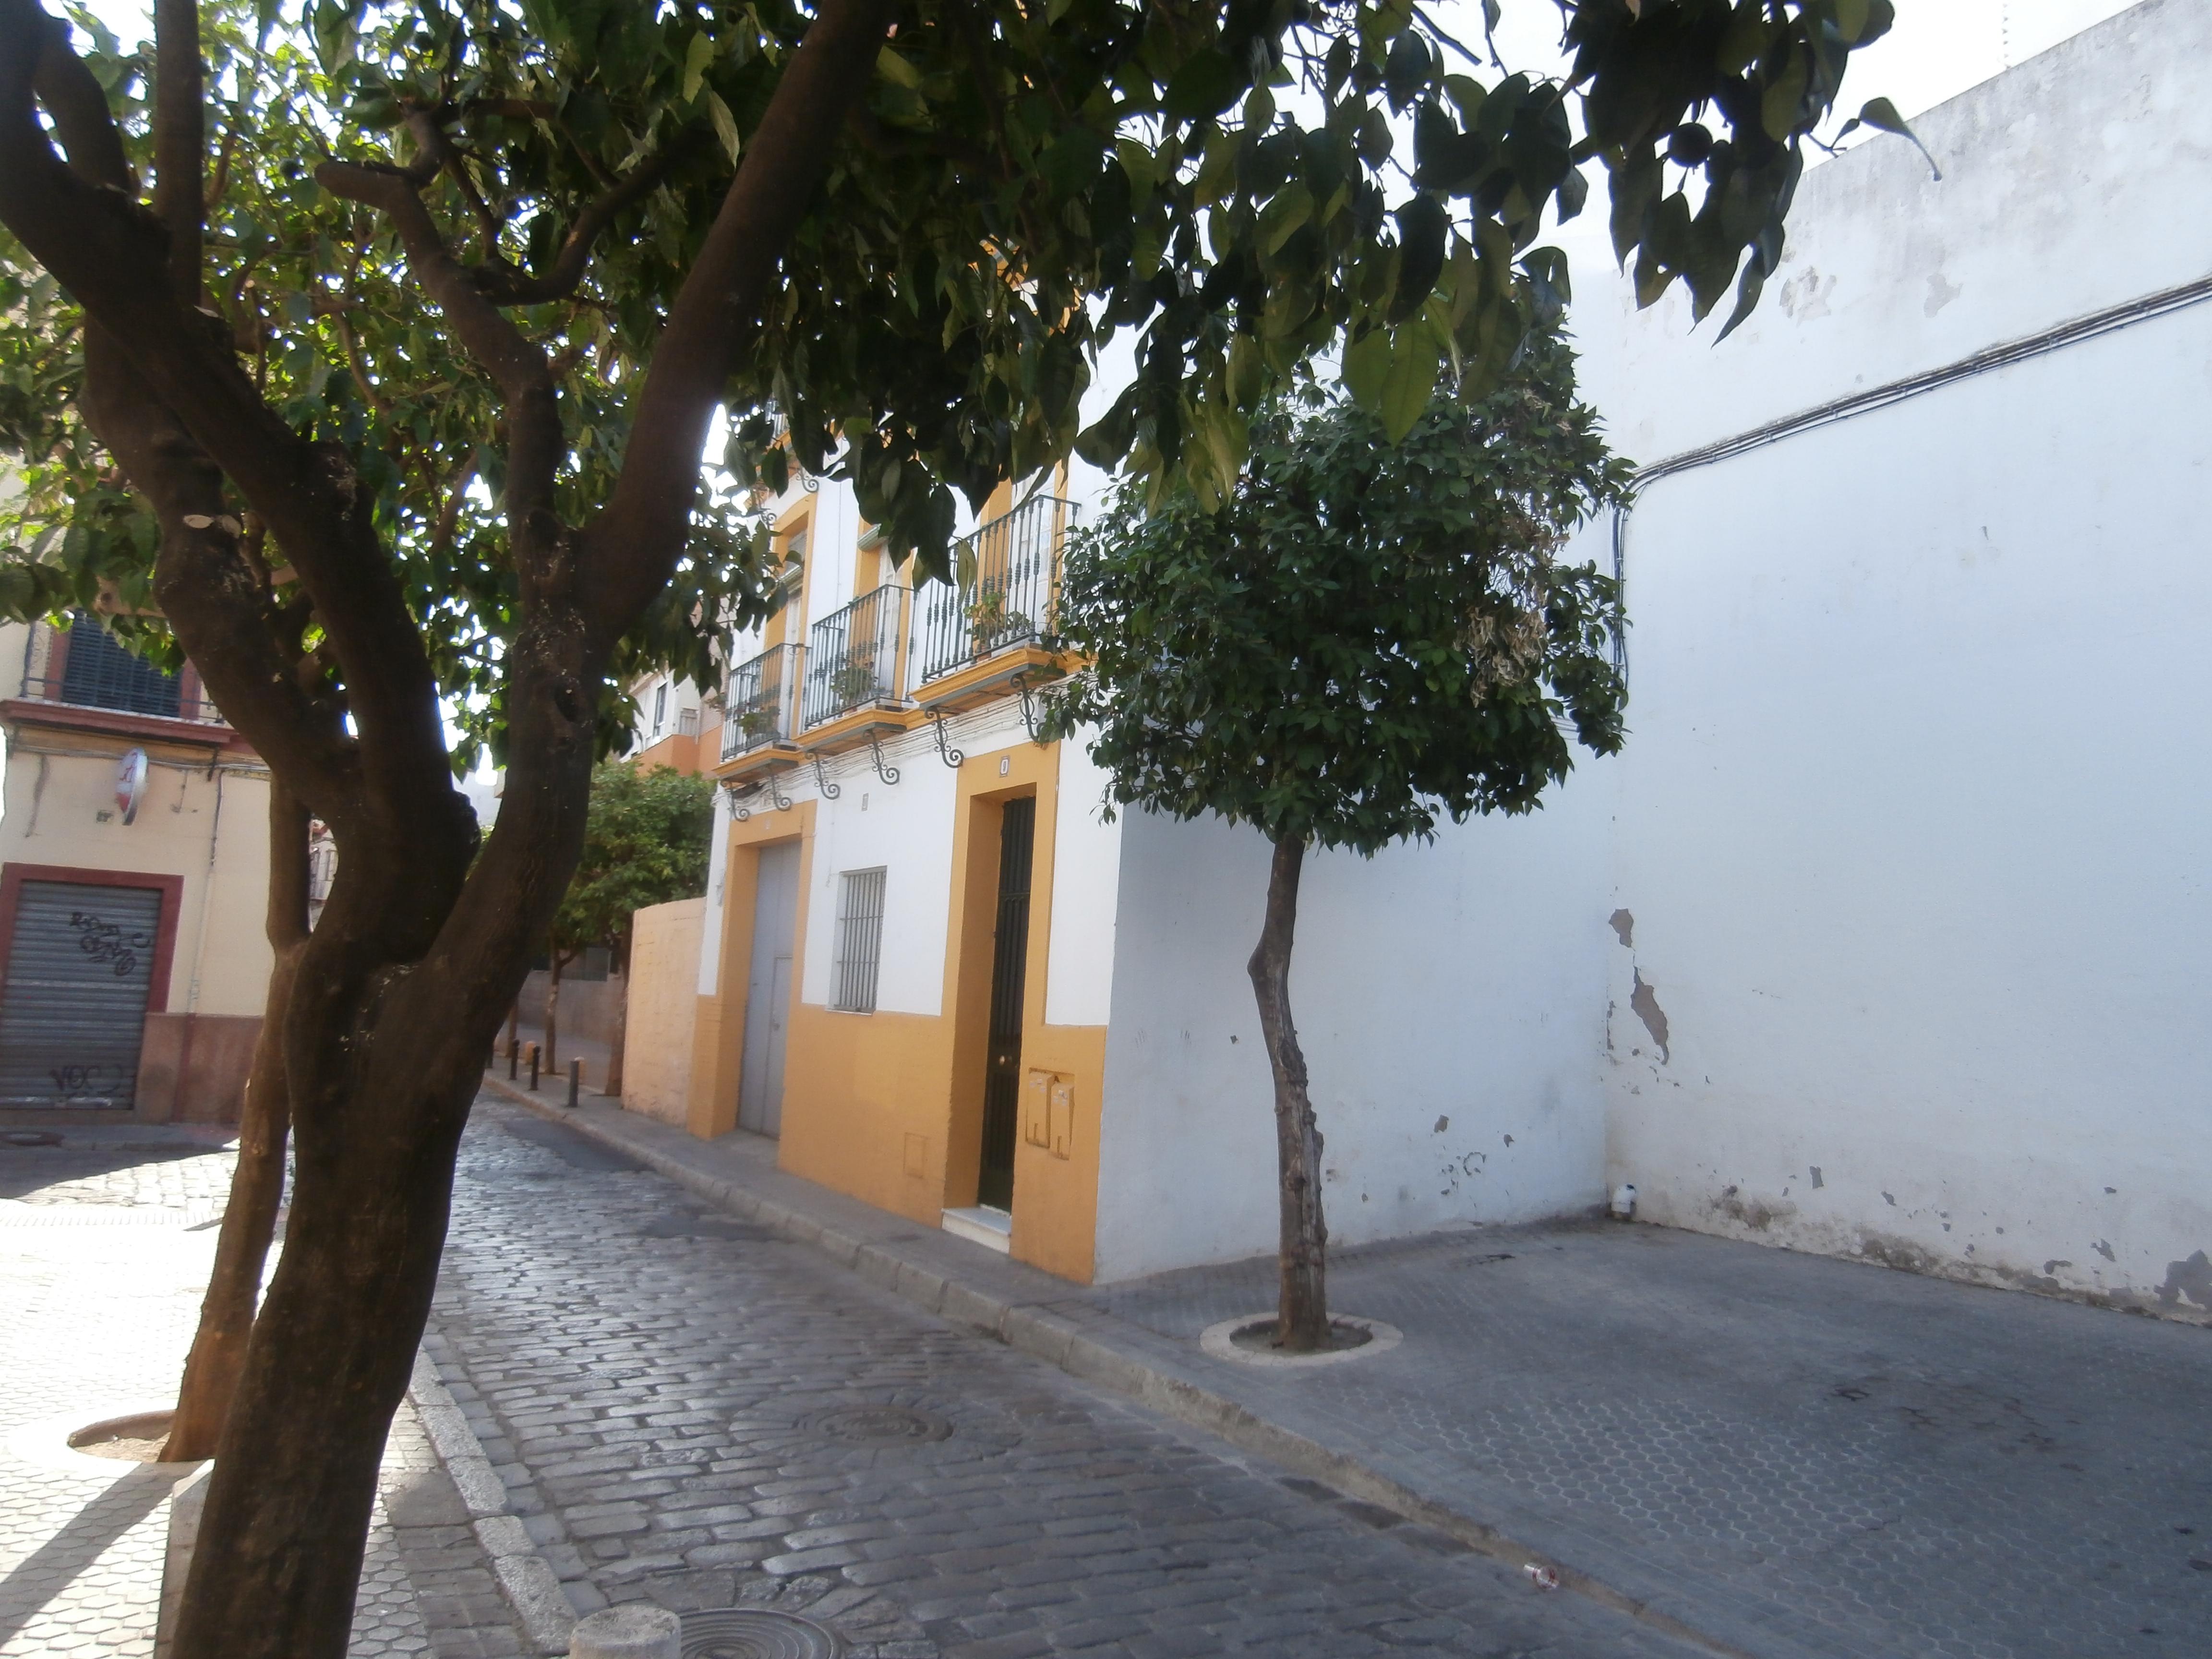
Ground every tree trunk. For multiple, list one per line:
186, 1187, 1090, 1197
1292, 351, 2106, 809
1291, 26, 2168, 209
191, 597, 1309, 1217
1247, 834, 1329, 1352
544, 948, 565, 1070
172, 734, 583, 1659
603, 916, 632, 1099
162, 783, 310, 1462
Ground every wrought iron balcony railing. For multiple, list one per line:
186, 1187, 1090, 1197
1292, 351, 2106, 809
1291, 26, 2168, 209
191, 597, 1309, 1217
16, 613, 225, 725
721, 643, 804, 760
914, 494, 1073, 689
802, 584, 905, 729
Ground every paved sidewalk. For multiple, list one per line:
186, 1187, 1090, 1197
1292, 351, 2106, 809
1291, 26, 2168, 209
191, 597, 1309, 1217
0, 1127, 525, 1659
485, 1072, 2212, 1659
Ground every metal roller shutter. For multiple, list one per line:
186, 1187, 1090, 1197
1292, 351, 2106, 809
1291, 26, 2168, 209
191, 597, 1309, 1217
0, 880, 164, 1110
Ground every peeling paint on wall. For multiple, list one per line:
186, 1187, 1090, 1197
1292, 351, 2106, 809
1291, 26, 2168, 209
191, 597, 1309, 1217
1608, 908, 1635, 947
2157, 1250, 2212, 1311
1629, 970, 1671, 1062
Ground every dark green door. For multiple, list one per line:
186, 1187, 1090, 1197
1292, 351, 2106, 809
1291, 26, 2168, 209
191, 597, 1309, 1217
976, 797, 1034, 1212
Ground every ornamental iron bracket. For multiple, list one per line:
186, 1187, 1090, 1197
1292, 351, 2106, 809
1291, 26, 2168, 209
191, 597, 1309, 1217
926, 709, 964, 769
867, 730, 901, 786
1016, 675, 1045, 745
810, 751, 841, 800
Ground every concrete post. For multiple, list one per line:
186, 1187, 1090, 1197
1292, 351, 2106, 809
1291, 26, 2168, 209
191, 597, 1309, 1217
568, 1604, 680, 1659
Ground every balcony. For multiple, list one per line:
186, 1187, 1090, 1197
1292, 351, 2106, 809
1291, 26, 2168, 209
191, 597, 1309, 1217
720, 643, 804, 761
13, 613, 226, 727
914, 494, 1074, 691
802, 585, 906, 730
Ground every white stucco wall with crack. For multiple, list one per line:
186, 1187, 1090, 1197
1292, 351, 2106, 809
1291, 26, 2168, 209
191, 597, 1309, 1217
1585, 0, 2212, 1322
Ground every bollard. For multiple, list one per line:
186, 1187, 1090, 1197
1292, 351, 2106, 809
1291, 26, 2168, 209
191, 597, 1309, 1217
507, 1037, 519, 1080
528, 1043, 540, 1092
566, 1058, 580, 1109
568, 1604, 680, 1659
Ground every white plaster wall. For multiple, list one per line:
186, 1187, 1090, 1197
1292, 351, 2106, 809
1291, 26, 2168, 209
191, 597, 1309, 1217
1588, 1, 2212, 1320
1604, 289, 2212, 1321
1093, 772, 1616, 1283
786, 700, 1033, 1016
697, 783, 731, 997
1043, 730, 1120, 1028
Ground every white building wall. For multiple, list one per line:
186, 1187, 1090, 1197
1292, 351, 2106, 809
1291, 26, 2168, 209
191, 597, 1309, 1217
1043, 732, 1120, 1027
1580, 0, 2212, 1319
1093, 773, 1616, 1283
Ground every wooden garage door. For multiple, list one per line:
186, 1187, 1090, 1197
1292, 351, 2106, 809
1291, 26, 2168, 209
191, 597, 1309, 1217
0, 879, 165, 1109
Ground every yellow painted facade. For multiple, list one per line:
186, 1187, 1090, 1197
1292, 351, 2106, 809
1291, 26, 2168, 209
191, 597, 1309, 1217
679, 473, 1106, 1281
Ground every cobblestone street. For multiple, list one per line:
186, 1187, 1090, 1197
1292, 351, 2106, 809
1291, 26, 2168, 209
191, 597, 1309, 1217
428, 1096, 1705, 1658
0, 1129, 521, 1659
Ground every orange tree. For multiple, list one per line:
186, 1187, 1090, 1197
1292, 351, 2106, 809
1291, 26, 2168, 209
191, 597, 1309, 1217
1048, 345, 1627, 1351
545, 759, 714, 1088
0, 0, 1902, 1649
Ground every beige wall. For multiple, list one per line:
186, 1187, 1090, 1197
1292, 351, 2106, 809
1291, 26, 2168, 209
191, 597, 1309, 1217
0, 730, 274, 1019
621, 897, 703, 1126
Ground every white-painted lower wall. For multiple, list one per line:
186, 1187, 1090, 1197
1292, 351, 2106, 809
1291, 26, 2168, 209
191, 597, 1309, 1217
1093, 778, 1616, 1283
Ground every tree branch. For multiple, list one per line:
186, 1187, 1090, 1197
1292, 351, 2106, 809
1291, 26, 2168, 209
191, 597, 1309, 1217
153, 0, 204, 305
580, 0, 898, 645
314, 158, 564, 583
0, 0, 458, 842
468, 134, 696, 306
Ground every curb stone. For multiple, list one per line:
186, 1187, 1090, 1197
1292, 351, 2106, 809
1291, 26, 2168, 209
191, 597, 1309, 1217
409, 1346, 577, 1656
478, 1071, 1749, 1659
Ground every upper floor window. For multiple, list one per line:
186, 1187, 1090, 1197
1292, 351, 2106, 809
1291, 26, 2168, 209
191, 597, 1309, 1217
53, 613, 183, 718
650, 679, 670, 737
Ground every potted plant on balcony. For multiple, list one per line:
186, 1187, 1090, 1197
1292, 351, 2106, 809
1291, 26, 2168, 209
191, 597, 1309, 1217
966, 590, 1030, 656
830, 659, 880, 708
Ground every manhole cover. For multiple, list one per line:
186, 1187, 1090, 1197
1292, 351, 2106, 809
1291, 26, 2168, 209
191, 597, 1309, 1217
801, 1404, 952, 1445
682, 1607, 845, 1659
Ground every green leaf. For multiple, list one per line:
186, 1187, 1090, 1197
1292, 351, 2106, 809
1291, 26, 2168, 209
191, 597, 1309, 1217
1853, 96, 1943, 178
1379, 321, 1441, 442
876, 45, 923, 88
1760, 51, 1809, 142
1341, 326, 1392, 413
1258, 182, 1313, 256
682, 33, 713, 103
1389, 195, 1448, 323
1163, 49, 1242, 122
704, 89, 740, 164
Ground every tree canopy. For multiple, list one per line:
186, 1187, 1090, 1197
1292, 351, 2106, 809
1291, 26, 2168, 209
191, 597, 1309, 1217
0, 0, 1907, 781
1047, 341, 1630, 854
551, 759, 715, 961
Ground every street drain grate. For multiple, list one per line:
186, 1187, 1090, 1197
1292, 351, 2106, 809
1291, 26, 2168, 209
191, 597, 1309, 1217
682, 1607, 845, 1659
801, 1403, 952, 1445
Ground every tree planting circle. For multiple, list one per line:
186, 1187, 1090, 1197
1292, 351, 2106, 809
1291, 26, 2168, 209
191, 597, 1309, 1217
681, 1607, 845, 1659
1199, 1312, 1404, 1368
800, 1403, 952, 1445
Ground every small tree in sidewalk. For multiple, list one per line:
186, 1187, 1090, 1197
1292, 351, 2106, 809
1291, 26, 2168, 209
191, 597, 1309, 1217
546, 761, 714, 1094
1048, 345, 1628, 1351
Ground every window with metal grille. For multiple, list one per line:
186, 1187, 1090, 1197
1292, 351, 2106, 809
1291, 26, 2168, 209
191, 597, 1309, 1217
832, 868, 886, 1013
